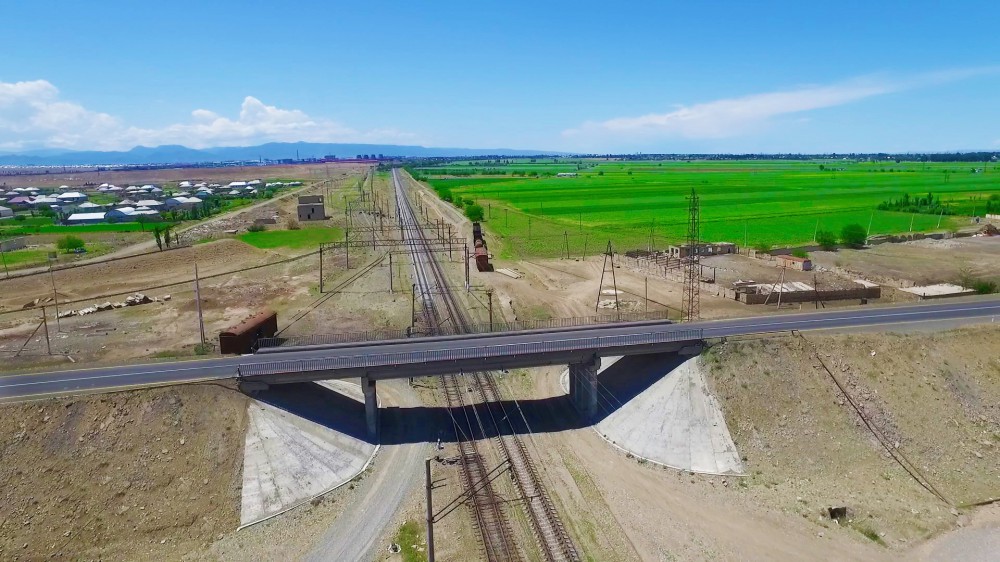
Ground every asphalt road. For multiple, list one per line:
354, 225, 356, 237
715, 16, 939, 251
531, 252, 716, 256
2, 297, 999, 403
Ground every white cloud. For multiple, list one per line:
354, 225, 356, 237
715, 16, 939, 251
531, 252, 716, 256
0, 80, 416, 151
563, 67, 1000, 142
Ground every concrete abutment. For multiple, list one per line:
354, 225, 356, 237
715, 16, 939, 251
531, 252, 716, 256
362, 376, 379, 440
568, 354, 601, 419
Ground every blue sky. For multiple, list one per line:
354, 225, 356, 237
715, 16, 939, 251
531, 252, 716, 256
1, 0, 997, 153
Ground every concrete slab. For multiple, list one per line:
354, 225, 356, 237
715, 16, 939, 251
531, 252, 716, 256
561, 355, 744, 476
239, 380, 378, 527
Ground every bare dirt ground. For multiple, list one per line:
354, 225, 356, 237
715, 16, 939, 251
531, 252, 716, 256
0, 383, 248, 561
705, 327, 999, 551
810, 235, 1000, 288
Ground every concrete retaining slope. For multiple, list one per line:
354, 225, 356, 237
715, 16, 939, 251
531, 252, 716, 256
565, 356, 744, 476
239, 380, 378, 527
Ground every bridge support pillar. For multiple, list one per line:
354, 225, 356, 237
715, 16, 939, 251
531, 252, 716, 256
362, 376, 379, 440
568, 354, 600, 420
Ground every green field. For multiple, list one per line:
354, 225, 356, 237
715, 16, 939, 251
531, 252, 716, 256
0, 248, 50, 270
238, 226, 344, 250
0, 222, 178, 235
413, 159, 1000, 257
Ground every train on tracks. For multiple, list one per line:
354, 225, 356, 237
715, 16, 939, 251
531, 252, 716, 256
472, 222, 493, 272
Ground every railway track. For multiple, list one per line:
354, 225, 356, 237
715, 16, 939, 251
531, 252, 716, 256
393, 169, 580, 562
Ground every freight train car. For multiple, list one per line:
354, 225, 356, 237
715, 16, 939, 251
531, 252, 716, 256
472, 222, 493, 272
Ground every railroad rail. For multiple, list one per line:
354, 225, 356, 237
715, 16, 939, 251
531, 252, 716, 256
394, 169, 580, 562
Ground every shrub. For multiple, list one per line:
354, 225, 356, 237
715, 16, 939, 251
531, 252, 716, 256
464, 204, 485, 222
247, 224, 266, 232
13, 214, 25, 222
791, 249, 809, 258
56, 235, 85, 252
753, 241, 772, 253
286, 218, 300, 230
816, 230, 838, 250
462, 197, 474, 206
840, 223, 867, 248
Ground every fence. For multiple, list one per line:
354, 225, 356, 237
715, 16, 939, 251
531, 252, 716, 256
256, 309, 674, 350
241, 328, 704, 377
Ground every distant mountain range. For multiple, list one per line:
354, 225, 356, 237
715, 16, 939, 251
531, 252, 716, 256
0, 142, 566, 166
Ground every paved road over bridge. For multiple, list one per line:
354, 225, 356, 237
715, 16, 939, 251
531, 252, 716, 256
1, 297, 998, 404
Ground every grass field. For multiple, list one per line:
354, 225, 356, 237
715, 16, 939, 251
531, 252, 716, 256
0, 248, 50, 270
238, 226, 344, 250
0, 222, 179, 235
414, 159, 1000, 257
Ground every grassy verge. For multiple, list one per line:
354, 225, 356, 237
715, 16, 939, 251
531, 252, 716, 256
238, 226, 344, 249
393, 520, 427, 562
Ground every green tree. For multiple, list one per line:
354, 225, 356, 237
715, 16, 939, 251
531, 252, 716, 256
153, 226, 163, 251
816, 230, 838, 250
56, 235, 85, 252
840, 223, 867, 248
464, 204, 485, 222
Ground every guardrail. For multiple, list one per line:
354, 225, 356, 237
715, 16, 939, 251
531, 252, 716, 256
255, 309, 674, 350
240, 327, 703, 378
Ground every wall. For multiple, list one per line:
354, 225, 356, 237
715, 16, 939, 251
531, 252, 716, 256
738, 286, 881, 305
0, 237, 27, 252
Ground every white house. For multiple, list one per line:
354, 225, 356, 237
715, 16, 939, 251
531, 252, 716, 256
0, 205, 13, 219
227, 181, 248, 189
76, 202, 105, 211
56, 191, 89, 204
135, 199, 164, 209
163, 196, 203, 210
65, 212, 107, 225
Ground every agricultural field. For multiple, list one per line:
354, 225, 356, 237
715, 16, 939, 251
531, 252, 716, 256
412, 159, 1000, 258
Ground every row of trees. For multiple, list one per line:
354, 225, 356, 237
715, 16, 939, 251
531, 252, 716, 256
877, 192, 954, 215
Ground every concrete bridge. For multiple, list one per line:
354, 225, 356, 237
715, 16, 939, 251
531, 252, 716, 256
238, 326, 706, 437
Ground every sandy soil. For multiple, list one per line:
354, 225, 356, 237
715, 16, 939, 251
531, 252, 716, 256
810, 235, 1000, 288
705, 327, 999, 550
0, 384, 248, 561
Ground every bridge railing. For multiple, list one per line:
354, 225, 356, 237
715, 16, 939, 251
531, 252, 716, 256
255, 309, 675, 351
240, 327, 703, 378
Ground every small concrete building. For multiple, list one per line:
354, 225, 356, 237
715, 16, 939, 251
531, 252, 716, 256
297, 195, 326, 221
668, 242, 738, 259
0, 205, 13, 219
776, 255, 813, 271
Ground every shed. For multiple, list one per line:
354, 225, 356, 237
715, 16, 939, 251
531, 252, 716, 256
219, 309, 278, 354
66, 212, 108, 225
0, 205, 13, 219
776, 255, 813, 271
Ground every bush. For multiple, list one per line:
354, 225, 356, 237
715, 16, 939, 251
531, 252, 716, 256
816, 230, 838, 250
791, 249, 810, 258
56, 235, 85, 252
753, 241, 772, 253
840, 223, 867, 248
14, 214, 25, 222
286, 218, 300, 230
247, 224, 266, 232
464, 204, 485, 222
462, 197, 474, 206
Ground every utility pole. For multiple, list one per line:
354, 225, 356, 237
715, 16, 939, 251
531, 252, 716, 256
937, 207, 945, 229
486, 289, 494, 331
867, 212, 874, 238
319, 245, 324, 293
194, 264, 206, 346
464, 243, 470, 291
41, 306, 51, 355
389, 252, 393, 293
425, 458, 436, 562
0, 243, 8, 278
411, 283, 417, 329
48, 262, 61, 332
645, 276, 648, 313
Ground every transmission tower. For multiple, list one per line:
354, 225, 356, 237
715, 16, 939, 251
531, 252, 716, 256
682, 189, 700, 322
